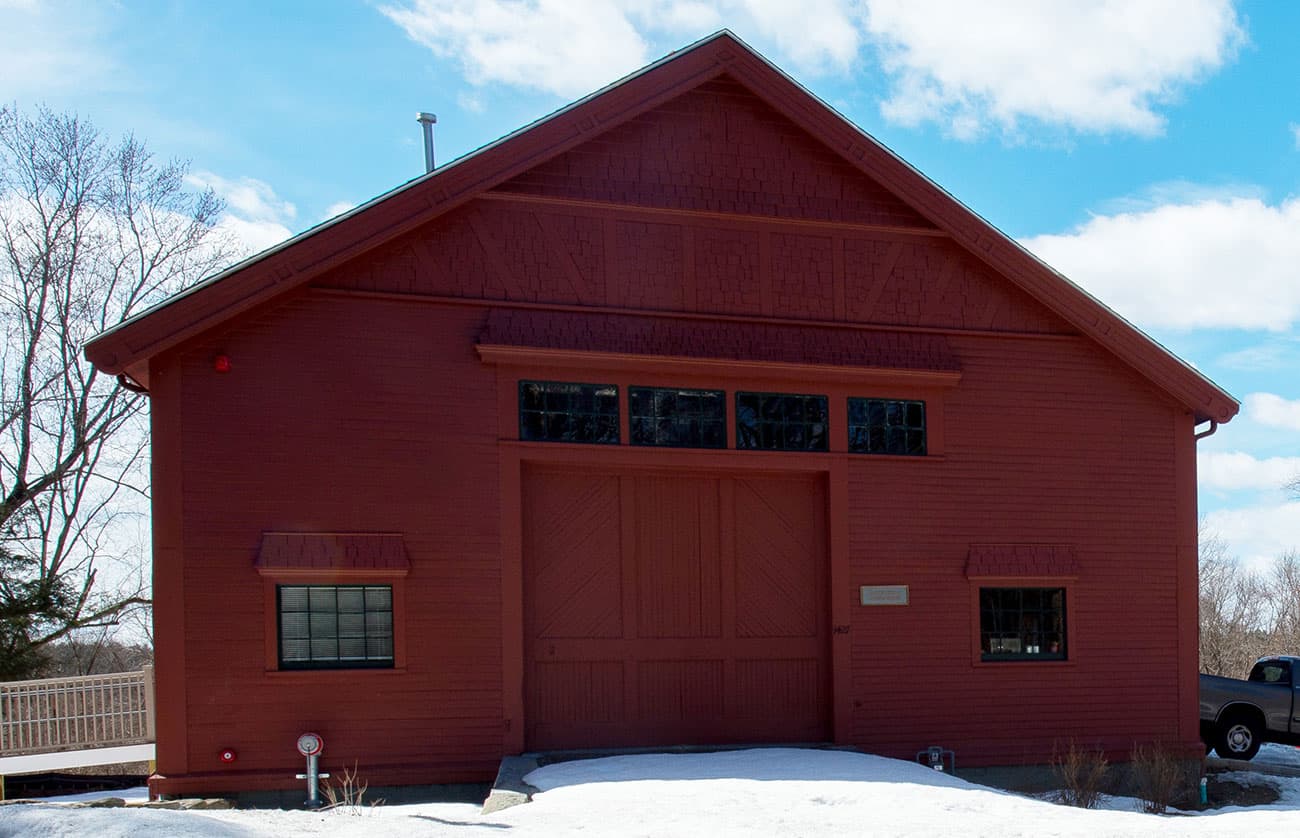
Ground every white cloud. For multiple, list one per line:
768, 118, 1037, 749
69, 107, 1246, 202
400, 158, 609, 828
185, 171, 296, 255
1216, 341, 1297, 372
380, 1, 653, 99
863, 0, 1244, 139
456, 92, 486, 114
186, 171, 296, 225
1200, 451, 1300, 492
1204, 502, 1300, 571
323, 200, 356, 220
1021, 197, 1300, 332
379, 1, 1240, 138
0, 1, 118, 98
1246, 393, 1300, 432
1292, 122, 1300, 149
379, 0, 861, 99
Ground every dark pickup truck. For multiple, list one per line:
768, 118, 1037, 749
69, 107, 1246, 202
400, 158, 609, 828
1200, 656, 1300, 760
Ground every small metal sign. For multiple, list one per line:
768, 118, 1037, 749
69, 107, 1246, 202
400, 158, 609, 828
860, 585, 909, 606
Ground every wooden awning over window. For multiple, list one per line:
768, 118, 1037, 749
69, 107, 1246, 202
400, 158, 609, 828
255, 532, 410, 577
964, 544, 1079, 579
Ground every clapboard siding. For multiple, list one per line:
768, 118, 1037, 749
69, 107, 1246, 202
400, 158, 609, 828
137, 37, 1216, 797
846, 334, 1183, 762
171, 299, 504, 786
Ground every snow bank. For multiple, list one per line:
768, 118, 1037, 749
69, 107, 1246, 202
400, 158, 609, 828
5, 746, 1300, 837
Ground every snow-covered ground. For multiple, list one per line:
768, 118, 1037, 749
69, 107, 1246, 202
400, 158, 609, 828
4, 747, 1300, 838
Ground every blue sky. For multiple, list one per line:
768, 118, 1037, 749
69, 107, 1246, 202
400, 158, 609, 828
6, 0, 1298, 567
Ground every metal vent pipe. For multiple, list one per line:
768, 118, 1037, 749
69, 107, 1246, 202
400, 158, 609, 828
417, 112, 437, 173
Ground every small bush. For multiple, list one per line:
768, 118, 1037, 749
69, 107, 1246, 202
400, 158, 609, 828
1051, 740, 1109, 808
1129, 742, 1189, 814
322, 762, 382, 815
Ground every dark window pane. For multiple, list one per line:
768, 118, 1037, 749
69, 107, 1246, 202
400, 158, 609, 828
848, 398, 927, 456
979, 587, 1067, 662
518, 381, 620, 445
310, 613, 338, 636
734, 392, 828, 452
337, 588, 364, 612
628, 387, 725, 448
308, 588, 336, 611
278, 584, 394, 670
281, 613, 309, 639
867, 401, 885, 426
280, 586, 309, 610
338, 637, 366, 659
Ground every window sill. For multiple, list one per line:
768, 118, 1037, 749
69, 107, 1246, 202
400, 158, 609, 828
264, 667, 408, 681
973, 659, 1077, 669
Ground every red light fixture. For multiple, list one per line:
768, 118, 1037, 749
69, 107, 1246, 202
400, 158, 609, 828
213, 354, 232, 373
220, 748, 237, 763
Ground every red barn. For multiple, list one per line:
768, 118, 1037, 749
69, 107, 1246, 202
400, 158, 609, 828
86, 32, 1237, 798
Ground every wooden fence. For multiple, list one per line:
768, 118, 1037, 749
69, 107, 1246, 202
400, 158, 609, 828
0, 667, 155, 756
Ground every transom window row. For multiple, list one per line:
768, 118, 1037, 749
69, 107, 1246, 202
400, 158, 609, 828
518, 380, 926, 455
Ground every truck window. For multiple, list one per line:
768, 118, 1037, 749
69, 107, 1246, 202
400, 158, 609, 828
1248, 661, 1291, 684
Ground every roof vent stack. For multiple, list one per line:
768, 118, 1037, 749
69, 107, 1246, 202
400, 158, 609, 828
416, 112, 437, 173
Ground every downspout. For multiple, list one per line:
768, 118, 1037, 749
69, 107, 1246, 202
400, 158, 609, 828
1194, 419, 1218, 441
117, 373, 150, 396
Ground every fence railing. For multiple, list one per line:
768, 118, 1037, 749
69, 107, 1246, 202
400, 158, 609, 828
0, 666, 154, 756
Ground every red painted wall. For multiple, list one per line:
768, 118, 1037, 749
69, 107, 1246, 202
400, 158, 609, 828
147, 80, 1199, 795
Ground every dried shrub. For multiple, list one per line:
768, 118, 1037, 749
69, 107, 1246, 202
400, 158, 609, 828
1051, 740, 1109, 808
1130, 742, 1188, 814
322, 762, 382, 815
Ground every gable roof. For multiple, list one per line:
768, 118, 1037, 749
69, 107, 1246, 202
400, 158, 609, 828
84, 31, 1238, 425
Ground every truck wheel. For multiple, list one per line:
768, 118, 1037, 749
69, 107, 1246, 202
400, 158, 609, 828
1214, 715, 1262, 760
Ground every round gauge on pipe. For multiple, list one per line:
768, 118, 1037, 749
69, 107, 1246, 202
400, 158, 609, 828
296, 732, 324, 757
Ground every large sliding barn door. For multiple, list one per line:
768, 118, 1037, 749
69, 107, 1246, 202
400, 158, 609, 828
523, 467, 828, 749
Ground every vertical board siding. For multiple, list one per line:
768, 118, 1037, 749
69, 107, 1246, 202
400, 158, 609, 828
322, 201, 1069, 336
524, 471, 829, 750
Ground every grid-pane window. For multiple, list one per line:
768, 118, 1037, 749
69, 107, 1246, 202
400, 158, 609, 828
629, 387, 725, 448
519, 381, 619, 444
979, 587, 1066, 662
735, 392, 829, 452
279, 585, 394, 669
848, 398, 926, 456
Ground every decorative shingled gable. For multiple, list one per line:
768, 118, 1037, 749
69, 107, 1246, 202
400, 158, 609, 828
965, 545, 1081, 579
495, 76, 935, 230
83, 31, 1237, 425
256, 532, 410, 575
477, 309, 960, 372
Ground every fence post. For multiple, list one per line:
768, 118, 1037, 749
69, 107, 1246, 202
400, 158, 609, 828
142, 665, 156, 742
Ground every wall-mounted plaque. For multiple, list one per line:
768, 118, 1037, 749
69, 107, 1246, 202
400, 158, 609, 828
860, 585, 909, 606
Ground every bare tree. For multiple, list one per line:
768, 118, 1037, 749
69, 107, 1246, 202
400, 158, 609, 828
1267, 550, 1300, 652
0, 105, 233, 679
1198, 526, 1275, 676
